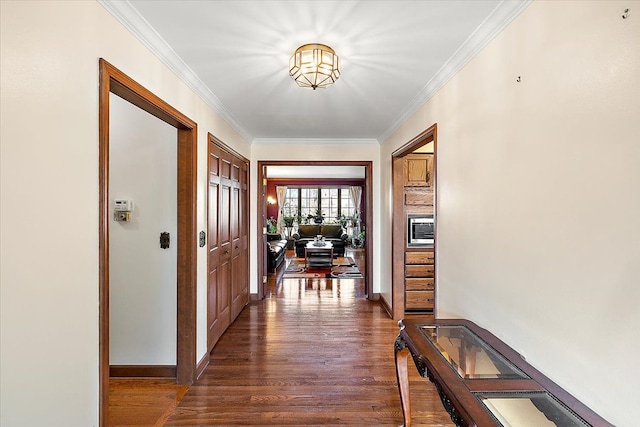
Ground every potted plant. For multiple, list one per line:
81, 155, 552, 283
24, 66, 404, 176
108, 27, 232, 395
313, 208, 324, 224
282, 215, 295, 227
338, 214, 349, 228
266, 217, 277, 234
352, 229, 365, 248
282, 215, 295, 241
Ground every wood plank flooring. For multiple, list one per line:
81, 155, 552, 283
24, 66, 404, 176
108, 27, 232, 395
109, 249, 454, 426
109, 379, 188, 426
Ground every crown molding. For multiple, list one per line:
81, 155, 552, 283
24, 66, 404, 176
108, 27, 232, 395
98, 0, 252, 142
378, 0, 532, 143
252, 138, 379, 145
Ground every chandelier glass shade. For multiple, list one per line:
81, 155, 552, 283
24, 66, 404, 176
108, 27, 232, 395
289, 43, 340, 90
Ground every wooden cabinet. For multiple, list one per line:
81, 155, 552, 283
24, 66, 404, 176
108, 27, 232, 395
405, 250, 435, 312
403, 154, 433, 188
207, 137, 249, 353
400, 152, 436, 315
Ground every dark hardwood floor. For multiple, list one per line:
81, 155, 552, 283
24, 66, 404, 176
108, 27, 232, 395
109, 248, 453, 426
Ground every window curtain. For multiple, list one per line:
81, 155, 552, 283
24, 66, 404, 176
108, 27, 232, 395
349, 186, 362, 225
275, 185, 288, 233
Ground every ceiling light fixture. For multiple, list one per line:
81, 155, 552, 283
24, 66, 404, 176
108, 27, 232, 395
289, 43, 340, 90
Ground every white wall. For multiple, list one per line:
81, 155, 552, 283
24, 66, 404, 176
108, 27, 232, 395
381, 1, 639, 425
0, 1, 249, 425
109, 94, 177, 365
250, 142, 381, 293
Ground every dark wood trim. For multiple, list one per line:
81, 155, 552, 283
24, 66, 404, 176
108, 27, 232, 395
256, 160, 374, 300
391, 155, 405, 320
176, 126, 198, 385
379, 294, 393, 318
99, 58, 198, 427
109, 365, 177, 378
391, 124, 437, 320
195, 353, 210, 381
98, 59, 111, 427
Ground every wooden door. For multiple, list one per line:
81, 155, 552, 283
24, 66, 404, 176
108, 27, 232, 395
231, 157, 249, 320
218, 151, 232, 334
207, 143, 223, 350
207, 142, 231, 351
207, 136, 250, 351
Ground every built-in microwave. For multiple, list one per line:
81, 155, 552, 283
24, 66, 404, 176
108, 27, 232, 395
407, 214, 434, 246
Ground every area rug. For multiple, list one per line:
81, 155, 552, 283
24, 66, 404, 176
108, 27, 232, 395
283, 257, 364, 279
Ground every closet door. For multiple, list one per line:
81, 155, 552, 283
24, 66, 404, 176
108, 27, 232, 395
207, 136, 250, 351
217, 151, 233, 334
207, 143, 223, 350
207, 143, 232, 352
230, 157, 249, 320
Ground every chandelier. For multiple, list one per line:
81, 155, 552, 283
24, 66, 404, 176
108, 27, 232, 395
288, 43, 340, 90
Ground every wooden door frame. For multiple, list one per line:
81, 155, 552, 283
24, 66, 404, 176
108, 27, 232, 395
256, 160, 374, 300
391, 124, 437, 320
98, 59, 198, 426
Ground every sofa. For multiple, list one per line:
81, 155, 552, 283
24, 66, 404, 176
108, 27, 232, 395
267, 233, 287, 271
292, 224, 348, 258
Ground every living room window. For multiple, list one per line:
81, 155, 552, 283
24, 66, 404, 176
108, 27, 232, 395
284, 187, 357, 223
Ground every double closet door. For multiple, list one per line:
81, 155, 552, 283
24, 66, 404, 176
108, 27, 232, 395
207, 136, 249, 352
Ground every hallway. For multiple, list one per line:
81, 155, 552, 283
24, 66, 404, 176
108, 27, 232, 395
110, 250, 453, 426
165, 252, 452, 426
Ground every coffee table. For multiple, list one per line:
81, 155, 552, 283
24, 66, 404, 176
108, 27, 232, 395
305, 241, 333, 269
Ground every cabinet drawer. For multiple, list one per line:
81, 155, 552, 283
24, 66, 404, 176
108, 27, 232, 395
405, 278, 435, 291
405, 265, 435, 277
405, 291, 434, 310
406, 251, 434, 265
404, 190, 434, 206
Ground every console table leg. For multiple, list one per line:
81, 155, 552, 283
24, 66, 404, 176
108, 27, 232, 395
395, 346, 412, 427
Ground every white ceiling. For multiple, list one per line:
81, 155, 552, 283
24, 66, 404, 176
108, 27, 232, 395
101, 1, 530, 143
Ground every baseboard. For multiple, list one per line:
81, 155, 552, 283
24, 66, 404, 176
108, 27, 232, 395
379, 295, 393, 318
250, 293, 261, 301
368, 292, 380, 301
195, 352, 209, 380
110, 365, 176, 378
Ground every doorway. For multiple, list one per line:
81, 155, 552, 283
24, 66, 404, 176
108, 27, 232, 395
98, 59, 197, 426
256, 161, 374, 300
109, 94, 178, 372
391, 124, 437, 320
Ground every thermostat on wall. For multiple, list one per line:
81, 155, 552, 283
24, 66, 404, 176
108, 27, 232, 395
114, 199, 134, 212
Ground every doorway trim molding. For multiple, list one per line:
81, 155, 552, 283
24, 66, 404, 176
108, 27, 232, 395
98, 59, 197, 426
256, 160, 374, 300
391, 124, 437, 320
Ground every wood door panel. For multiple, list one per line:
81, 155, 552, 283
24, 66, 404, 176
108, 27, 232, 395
218, 259, 231, 329
220, 186, 230, 245
231, 187, 239, 242
207, 268, 219, 345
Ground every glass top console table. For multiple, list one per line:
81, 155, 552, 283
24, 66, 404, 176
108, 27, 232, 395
394, 319, 612, 427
